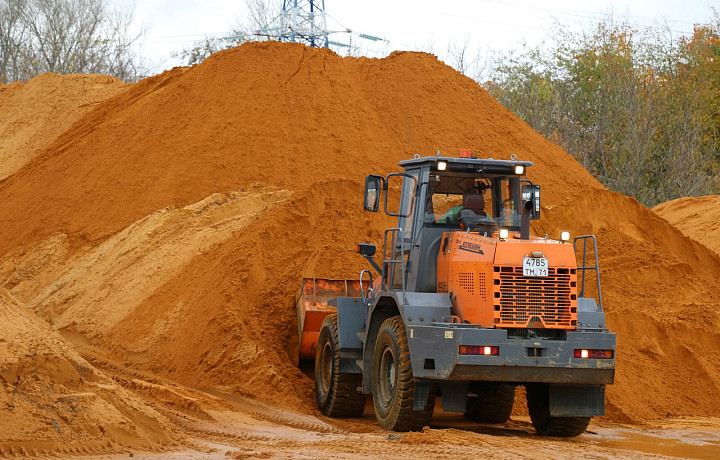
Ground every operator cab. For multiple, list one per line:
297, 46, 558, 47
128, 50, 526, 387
420, 157, 539, 233
363, 154, 540, 293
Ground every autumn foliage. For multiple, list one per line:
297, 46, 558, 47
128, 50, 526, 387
487, 12, 720, 206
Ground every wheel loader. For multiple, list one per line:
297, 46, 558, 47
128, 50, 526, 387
295, 153, 615, 436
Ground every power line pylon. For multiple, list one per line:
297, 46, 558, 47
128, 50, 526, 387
279, 0, 329, 48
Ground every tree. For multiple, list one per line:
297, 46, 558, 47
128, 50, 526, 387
445, 35, 489, 82
0, 0, 146, 83
173, 0, 280, 66
485, 13, 720, 206
0, 0, 27, 83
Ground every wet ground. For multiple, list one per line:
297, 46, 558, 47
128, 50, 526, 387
109, 394, 720, 460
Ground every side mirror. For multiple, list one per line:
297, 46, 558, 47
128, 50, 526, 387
364, 175, 382, 212
522, 184, 540, 220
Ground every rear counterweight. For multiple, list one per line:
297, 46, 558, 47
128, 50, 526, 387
406, 324, 615, 385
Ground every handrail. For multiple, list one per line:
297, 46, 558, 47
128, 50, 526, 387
382, 227, 407, 303
359, 269, 374, 307
573, 235, 603, 310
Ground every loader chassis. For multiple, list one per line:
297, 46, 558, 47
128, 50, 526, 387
297, 155, 616, 437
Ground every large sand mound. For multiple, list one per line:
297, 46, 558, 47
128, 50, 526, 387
0, 289, 181, 456
0, 73, 127, 181
653, 195, 720, 257
0, 41, 719, 444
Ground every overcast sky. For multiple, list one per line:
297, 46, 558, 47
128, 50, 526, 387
117, 0, 719, 75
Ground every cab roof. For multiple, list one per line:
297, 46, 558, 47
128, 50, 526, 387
399, 155, 533, 175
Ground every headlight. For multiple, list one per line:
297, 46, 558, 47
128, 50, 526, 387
561, 231, 570, 241
514, 165, 524, 175
437, 161, 447, 171
499, 229, 509, 239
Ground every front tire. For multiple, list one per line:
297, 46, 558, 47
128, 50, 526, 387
314, 314, 365, 417
526, 383, 590, 437
372, 316, 435, 431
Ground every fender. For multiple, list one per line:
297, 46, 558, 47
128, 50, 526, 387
328, 297, 365, 373
360, 291, 453, 393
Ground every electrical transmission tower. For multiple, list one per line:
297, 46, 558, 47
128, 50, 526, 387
279, 0, 329, 48
251, 1, 385, 53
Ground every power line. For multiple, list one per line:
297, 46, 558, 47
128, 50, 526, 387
474, 0, 704, 27
418, 0, 698, 42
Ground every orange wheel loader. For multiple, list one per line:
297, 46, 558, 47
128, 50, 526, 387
295, 153, 615, 436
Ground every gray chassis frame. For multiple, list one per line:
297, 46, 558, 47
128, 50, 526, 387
330, 292, 615, 417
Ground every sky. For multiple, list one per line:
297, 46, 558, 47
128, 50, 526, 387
115, 0, 719, 75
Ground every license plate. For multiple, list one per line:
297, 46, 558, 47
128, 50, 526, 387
523, 257, 548, 277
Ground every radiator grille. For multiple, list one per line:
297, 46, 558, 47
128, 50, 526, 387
506, 328, 567, 340
495, 267, 576, 328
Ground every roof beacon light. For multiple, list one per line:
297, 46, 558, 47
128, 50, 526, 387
561, 231, 570, 242
437, 161, 447, 171
459, 149, 471, 158
514, 165, 525, 175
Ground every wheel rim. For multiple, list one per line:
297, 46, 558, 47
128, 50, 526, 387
319, 341, 333, 395
378, 345, 396, 407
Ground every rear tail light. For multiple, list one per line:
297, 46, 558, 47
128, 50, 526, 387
459, 345, 499, 356
574, 349, 613, 359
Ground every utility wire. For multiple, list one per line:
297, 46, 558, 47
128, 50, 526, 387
475, 0, 704, 26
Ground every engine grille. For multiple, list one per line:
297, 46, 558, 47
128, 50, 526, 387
494, 266, 576, 328
458, 272, 486, 296
506, 328, 567, 340
458, 272, 475, 294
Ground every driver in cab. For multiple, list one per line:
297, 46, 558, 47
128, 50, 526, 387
439, 188, 490, 225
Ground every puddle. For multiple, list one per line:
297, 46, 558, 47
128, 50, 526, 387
587, 424, 720, 459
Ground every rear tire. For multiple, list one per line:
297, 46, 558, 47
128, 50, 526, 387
526, 383, 590, 437
372, 316, 435, 431
315, 314, 365, 417
464, 382, 516, 424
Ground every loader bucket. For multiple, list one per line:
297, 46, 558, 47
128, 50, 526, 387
296, 278, 363, 360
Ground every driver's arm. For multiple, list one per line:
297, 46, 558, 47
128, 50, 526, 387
439, 205, 461, 224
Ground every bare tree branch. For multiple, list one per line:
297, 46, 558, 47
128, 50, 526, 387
0, 0, 146, 82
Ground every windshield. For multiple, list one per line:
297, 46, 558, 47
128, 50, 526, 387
425, 172, 523, 229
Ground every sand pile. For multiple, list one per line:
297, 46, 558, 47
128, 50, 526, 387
0, 41, 719, 435
653, 195, 720, 257
0, 73, 127, 181
0, 289, 181, 456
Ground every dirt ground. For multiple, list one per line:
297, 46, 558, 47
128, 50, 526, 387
130, 416, 720, 460
59, 371, 720, 460
8, 344, 718, 459
1, 42, 719, 458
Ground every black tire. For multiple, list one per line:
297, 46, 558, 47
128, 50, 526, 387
372, 316, 435, 431
314, 314, 365, 418
464, 382, 516, 424
526, 383, 591, 437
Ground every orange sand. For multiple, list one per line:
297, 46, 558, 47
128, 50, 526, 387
0, 289, 181, 456
653, 195, 720, 257
0, 73, 126, 181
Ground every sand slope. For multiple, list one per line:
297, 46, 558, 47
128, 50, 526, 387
0, 74, 127, 181
653, 195, 720, 257
0, 289, 181, 456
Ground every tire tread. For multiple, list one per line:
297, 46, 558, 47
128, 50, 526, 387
465, 383, 515, 424
526, 383, 590, 437
372, 316, 435, 432
315, 314, 365, 418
